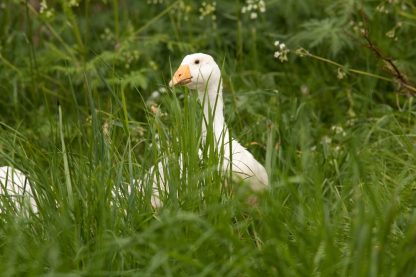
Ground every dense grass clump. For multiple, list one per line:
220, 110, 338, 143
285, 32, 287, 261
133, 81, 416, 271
1, 0, 416, 275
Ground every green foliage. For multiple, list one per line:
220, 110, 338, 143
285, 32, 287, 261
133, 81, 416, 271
1, 0, 416, 275
291, 18, 353, 56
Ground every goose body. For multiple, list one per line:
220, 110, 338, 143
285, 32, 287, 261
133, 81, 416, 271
143, 53, 268, 208
0, 166, 37, 213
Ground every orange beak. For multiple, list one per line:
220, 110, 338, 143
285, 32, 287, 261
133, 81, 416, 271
169, 65, 192, 87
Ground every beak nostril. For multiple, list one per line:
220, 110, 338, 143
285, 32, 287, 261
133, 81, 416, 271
171, 65, 191, 86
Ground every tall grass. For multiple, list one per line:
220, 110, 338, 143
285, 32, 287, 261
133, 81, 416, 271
1, 0, 416, 275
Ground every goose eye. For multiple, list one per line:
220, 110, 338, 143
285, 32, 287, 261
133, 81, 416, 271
194, 59, 200, 65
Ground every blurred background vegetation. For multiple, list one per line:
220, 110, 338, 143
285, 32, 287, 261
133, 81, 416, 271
1, 0, 416, 275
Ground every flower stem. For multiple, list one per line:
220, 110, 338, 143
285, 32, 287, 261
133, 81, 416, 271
300, 50, 416, 93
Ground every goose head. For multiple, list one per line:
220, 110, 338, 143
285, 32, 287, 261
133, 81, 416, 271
169, 53, 221, 91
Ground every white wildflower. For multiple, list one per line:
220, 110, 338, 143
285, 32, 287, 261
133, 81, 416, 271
273, 41, 290, 63
39, 0, 54, 18
300, 85, 309, 95
149, 60, 158, 70
150, 90, 160, 99
146, 87, 168, 106
102, 121, 111, 144
259, 0, 266, 12
68, 0, 79, 7
331, 125, 343, 134
171, 1, 192, 21
159, 87, 167, 93
40, 0, 47, 13
386, 29, 395, 38
199, 1, 216, 21
351, 21, 366, 35
376, 4, 385, 13
241, 0, 266, 20
322, 136, 332, 144
147, 0, 164, 4
337, 67, 346, 80
331, 125, 347, 137
100, 28, 114, 42
386, 22, 402, 39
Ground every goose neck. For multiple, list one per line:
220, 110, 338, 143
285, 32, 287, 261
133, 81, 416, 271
198, 83, 229, 144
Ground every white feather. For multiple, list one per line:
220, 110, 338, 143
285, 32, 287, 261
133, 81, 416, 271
0, 166, 37, 213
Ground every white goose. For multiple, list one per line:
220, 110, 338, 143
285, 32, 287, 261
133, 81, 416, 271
0, 166, 37, 213
146, 53, 268, 208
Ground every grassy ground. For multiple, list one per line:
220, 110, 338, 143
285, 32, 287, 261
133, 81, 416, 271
1, 0, 416, 275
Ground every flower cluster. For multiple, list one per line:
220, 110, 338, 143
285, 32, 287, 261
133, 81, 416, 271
123, 50, 140, 69
39, 0, 54, 19
199, 2, 216, 21
337, 67, 346, 80
146, 87, 167, 107
321, 136, 332, 145
273, 41, 289, 63
102, 121, 111, 144
376, 3, 390, 14
300, 85, 309, 95
318, 124, 348, 156
241, 0, 266, 20
147, 0, 164, 4
100, 28, 115, 42
176, 1, 192, 21
148, 60, 159, 71
331, 125, 347, 137
349, 21, 365, 35
386, 21, 402, 40
68, 0, 79, 7
376, 0, 405, 14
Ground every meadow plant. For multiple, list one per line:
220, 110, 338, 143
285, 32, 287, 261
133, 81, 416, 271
0, 0, 416, 275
